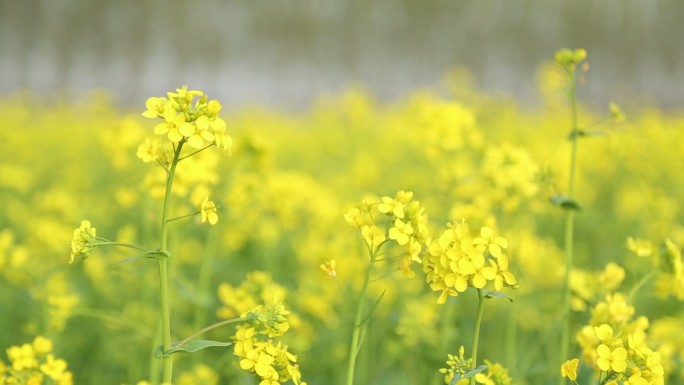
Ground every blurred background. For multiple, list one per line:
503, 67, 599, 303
1, 0, 683, 109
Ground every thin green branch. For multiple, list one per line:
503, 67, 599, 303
176, 317, 246, 349
470, 289, 486, 385
178, 143, 215, 161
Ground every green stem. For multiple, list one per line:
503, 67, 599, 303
470, 289, 486, 385
157, 140, 184, 384
560, 66, 579, 385
628, 270, 657, 303
166, 211, 200, 223
177, 317, 245, 348
92, 241, 148, 252
346, 244, 379, 385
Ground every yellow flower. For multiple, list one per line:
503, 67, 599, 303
319, 260, 337, 278
560, 358, 579, 381
7, 343, 38, 371
141, 96, 167, 118
389, 218, 413, 245
200, 197, 219, 225
594, 324, 614, 343
361, 225, 385, 248
473, 226, 508, 258
136, 136, 162, 163
40, 354, 68, 380
154, 106, 194, 143
378, 195, 406, 218
626, 237, 653, 258
70, 220, 97, 264
491, 254, 517, 291
233, 326, 256, 357
627, 372, 648, 385
596, 344, 628, 373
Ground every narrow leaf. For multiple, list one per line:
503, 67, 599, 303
154, 339, 231, 358
115, 255, 154, 266
549, 195, 581, 211
146, 249, 171, 260
463, 365, 488, 378
484, 291, 514, 302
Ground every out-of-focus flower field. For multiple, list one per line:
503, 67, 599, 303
0, 64, 683, 385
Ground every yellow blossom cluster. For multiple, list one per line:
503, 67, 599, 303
69, 220, 96, 264
344, 190, 429, 275
233, 303, 304, 385
424, 222, 517, 304
627, 237, 684, 299
0, 336, 73, 385
570, 323, 664, 385
140, 86, 231, 158
216, 271, 288, 320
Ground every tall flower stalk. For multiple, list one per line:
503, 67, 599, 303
343, 191, 429, 385
156, 140, 183, 383
70, 86, 232, 384
553, 48, 586, 385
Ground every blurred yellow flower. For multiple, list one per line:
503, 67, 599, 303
200, 196, 219, 225
560, 358, 579, 381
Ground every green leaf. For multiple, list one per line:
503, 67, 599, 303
549, 195, 582, 211
568, 129, 605, 140
154, 339, 231, 358
115, 255, 155, 266
449, 365, 487, 385
484, 291, 514, 302
146, 249, 171, 260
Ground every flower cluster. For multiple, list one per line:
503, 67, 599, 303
1, 336, 73, 385
474, 360, 514, 385
344, 191, 429, 273
438, 346, 472, 385
569, 323, 664, 385
216, 271, 288, 320
570, 262, 625, 311
626, 236, 684, 299
138, 86, 232, 164
555, 48, 587, 69
69, 220, 97, 264
423, 222, 517, 304
233, 302, 304, 385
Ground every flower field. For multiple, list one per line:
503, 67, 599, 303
0, 52, 683, 385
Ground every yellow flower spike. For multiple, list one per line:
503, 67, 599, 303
555, 48, 587, 68
560, 358, 579, 381
70, 220, 97, 264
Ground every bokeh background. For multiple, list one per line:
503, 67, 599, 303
1, 0, 683, 109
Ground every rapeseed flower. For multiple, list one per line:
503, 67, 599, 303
200, 196, 219, 225
560, 358, 579, 381
69, 220, 96, 263
142, 86, 232, 152
423, 220, 516, 303
596, 344, 628, 372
